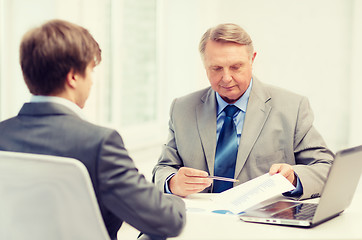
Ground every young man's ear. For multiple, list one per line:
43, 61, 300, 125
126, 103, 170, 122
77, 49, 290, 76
65, 69, 78, 89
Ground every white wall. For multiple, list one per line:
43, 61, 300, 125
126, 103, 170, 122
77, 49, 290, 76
0, 0, 109, 122
161, 0, 362, 152
349, 0, 362, 147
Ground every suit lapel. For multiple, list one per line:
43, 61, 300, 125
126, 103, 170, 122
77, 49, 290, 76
235, 78, 272, 179
196, 88, 218, 175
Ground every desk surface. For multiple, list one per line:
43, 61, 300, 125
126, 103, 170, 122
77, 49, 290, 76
170, 176, 362, 240
117, 177, 362, 240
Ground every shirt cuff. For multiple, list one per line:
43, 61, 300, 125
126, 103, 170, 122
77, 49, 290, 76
283, 174, 303, 198
164, 173, 176, 194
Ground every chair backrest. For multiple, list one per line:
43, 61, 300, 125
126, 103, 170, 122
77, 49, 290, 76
0, 151, 110, 240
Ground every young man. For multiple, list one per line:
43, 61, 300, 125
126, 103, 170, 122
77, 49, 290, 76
0, 19, 185, 240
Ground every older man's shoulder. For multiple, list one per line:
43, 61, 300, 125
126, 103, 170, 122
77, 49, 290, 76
176, 87, 213, 104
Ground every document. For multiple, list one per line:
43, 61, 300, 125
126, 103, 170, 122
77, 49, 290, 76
211, 173, 295, 214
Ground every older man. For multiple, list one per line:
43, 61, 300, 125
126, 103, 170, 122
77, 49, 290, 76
153, 23, 334, 200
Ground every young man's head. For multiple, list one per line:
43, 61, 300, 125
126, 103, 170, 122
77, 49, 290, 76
20, 19, 101, 107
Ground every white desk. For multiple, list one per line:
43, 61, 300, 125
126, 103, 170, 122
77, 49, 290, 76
170, 177, 362, 240
117, 177, 362, 240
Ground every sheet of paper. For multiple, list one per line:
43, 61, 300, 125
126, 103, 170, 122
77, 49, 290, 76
211, 173, 295, 214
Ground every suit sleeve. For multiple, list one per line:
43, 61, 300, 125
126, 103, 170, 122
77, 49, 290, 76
292, 97, 335, 200
97, 130, 186, 238
152, 99, 184, 191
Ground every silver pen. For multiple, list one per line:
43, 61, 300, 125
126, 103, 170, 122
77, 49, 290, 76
207, 176, 239, 182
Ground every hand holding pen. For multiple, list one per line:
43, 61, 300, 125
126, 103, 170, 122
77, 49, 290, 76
168, 167, 238, 197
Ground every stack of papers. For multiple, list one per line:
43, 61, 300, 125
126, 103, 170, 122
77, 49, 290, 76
211, 173, 295, 214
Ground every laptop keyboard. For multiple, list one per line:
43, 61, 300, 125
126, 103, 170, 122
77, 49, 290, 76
274, 203, 317, 220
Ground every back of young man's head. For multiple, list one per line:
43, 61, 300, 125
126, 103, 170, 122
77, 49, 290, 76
20, 19, 102, 96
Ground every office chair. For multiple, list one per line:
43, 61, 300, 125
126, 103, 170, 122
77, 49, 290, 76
0, 150, 110, 240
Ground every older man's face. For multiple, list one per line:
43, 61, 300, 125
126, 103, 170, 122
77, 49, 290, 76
203, 40, 256, 103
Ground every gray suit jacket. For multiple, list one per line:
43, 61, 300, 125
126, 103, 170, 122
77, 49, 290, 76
0, 102, 185, 240
153, 78, 334, 200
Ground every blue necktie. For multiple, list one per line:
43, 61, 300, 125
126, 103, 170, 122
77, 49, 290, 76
213, 105, 239, 193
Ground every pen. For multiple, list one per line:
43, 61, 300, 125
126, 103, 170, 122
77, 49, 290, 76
207, 176, 239, 182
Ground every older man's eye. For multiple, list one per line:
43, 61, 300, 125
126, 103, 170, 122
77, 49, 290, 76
231, 65, 242, 70
212, 67, 222, 71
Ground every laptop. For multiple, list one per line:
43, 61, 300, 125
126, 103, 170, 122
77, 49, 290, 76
239, 145, 362, 227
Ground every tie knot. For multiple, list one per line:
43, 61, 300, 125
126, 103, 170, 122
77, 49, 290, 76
224, 105, 239, 117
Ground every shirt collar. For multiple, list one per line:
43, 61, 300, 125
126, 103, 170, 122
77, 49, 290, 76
216, 78, 253, 116
30, 95, 85, 119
